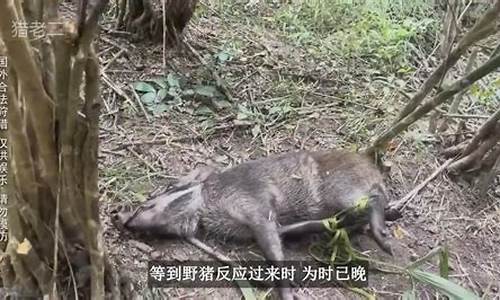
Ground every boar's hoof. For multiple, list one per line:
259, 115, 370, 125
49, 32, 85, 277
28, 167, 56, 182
385, 208, 402, 221
381, 241, 393, 256
371, 225, 393, 256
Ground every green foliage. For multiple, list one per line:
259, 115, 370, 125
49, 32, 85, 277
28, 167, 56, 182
402, 290, 417, 300
235, 96, 298, 138
469, 77, 500, 110
334, 12, 434, 68
272, 0, 437, 70
313, 210, 479, 299
439, 246, 449, 279
274, 0, 354, 36
132, 73, 229, 118
101, 163, 153, 202
215, 49, 233, 64
408, 270, 480, 300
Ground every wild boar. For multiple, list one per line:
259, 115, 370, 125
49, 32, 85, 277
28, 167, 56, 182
118, 150, 393, 299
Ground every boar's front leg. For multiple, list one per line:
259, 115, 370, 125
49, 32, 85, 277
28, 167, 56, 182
368, 193, 392, 255
249, 216, 294, 300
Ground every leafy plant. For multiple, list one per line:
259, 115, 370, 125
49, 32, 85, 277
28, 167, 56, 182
132, 73, 230, 118
215, 50, 233, 64
312, 202, 480, 299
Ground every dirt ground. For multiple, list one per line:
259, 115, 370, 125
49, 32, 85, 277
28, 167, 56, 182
93, 1, 500, 299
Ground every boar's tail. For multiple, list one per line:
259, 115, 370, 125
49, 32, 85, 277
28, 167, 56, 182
368, 184, 393, 255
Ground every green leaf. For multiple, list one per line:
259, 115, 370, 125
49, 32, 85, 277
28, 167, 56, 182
133, 82, 156, 93
200, 118, 215, 129
251, 124, 261, 137
402, 290, 417, 300
348, 287, 375, 300
151, 77, 167, 89
213, 99, 232, 110
133, 193, 147, 203
235, 283, 257, 300
166, 73, 180, 88
409, 269, 480, 300
167, 87, 180, 97
236, 105, 252, 120
268, 106, 282, 115
195, 85, 218, 98
439, 246, 449, 279
156, 88, 168, 102
152, 103, 169, 115
194, 105, 214, 116
239, 287, 256, 300
140, 92, 156, 104
216, 51, 232, 63
182, 89, 195, 96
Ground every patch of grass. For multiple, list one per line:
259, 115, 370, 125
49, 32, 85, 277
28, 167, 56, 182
101, 163, 153, 202
274, 0, 354, 36
333, 12, 434, 69
234, 79, 310, 137
271, 0, 437, 71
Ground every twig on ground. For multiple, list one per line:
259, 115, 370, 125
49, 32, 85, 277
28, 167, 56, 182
130, 88, 152, 122
101, 71, 138, 112
100, 35, 133, 50
102, 48, 127, 71
310, 92, 381, 111
105, 29, 132, 38
390, 158, 454, 211
435, 108, 490, 119
126, 146, 158, 173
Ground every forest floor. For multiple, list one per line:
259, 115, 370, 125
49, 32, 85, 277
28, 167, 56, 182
94, 1, 500, 299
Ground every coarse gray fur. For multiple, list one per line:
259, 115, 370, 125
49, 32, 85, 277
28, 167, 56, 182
118, 150, 392, 300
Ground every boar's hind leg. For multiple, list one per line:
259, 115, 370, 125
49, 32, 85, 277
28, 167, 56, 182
250, 217, 294, 300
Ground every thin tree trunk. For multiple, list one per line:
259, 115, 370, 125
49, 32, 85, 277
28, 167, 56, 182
0, 0, 126, 297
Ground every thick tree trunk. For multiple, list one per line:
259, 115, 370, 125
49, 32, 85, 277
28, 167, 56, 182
116, 0, 198, 45
0, 0, 131, 298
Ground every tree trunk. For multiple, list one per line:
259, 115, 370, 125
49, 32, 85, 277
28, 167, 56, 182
0, 0, 131, 298
116, 0, 198, 45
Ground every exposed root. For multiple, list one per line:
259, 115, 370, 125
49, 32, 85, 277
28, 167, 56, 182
116, 0, 198, 45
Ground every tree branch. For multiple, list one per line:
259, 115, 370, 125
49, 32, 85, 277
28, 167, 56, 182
367, 52, 500, 154
461, 108, 500, 157
395, 0, 500, 122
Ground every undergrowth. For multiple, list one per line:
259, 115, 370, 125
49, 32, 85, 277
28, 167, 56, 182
272, 0, 438, 72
